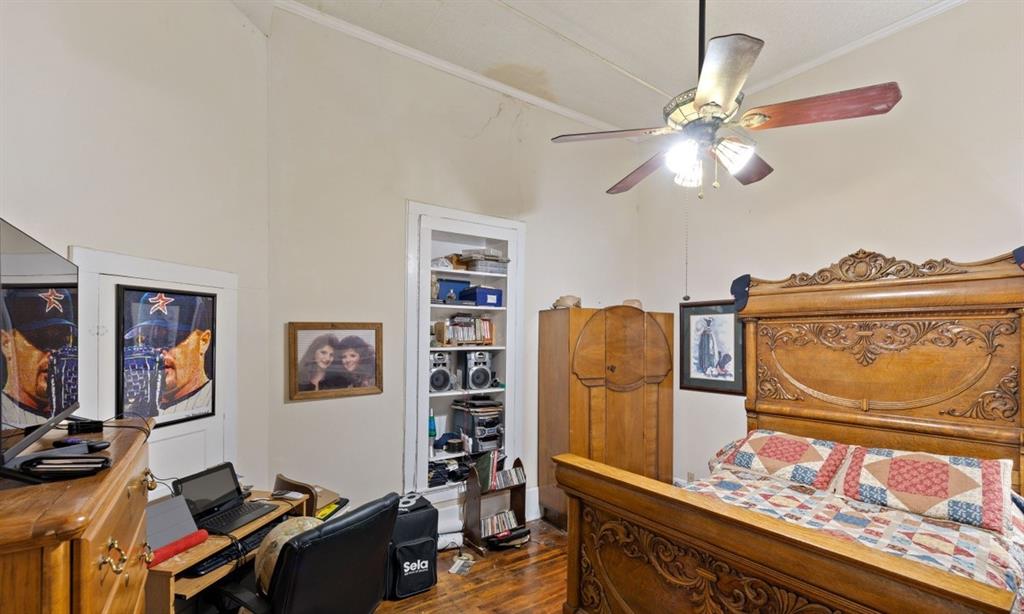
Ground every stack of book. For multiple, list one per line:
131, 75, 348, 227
481, 510, 519, 537
433, 315, 493, 346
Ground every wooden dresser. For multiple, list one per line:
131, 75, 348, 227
0, 421, 153, 614
538, 305, 673, 527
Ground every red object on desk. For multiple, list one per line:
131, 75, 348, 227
148, 529, 209, 568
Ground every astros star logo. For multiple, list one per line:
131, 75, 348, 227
38, 288, 65, 313
148, 293, 175, 315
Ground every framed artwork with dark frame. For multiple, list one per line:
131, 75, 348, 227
116, 285, 216, 427
679, 300, 744, 395
288, 322, 383, 401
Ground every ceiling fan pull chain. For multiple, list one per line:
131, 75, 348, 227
682, 197, 691, 301
713, 157, 720, 189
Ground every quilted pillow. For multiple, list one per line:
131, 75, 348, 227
707, 437, 745, 473
721, 429, 850, 490
838, 446, 1013, 534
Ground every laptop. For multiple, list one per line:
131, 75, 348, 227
173, 462, 276, 535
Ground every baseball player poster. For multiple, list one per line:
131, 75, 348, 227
0, 286, 79, 428
116, 286, 215, 427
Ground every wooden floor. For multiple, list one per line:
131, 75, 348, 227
378, 520, 567, 614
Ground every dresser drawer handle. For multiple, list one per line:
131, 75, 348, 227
99, 539, 128, 574
140, 542, 154, 564
142, 469, 158, 491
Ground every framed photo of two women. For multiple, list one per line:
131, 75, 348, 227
679, 300, 745, 395
288, 322, 382, 401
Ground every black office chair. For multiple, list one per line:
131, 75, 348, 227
215, 492, 400, 614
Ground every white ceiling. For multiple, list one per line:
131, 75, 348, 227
288, 0, 957, 129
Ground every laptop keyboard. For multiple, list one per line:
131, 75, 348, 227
200, 501, 276, 534
185, 516, 285, 577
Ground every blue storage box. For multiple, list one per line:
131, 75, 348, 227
459, 286, 503, 307
437, 278, 470, 301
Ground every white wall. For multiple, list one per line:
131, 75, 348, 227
636, 0, 1024, 481
266, 8, 639, 505
0, 1, 271, 485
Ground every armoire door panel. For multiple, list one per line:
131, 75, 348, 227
645, 313, 673, 382
605, 387, 646, 475
658, 377, 674, 481
568, 309, 594, 458
573, 311, 606, 384
644, 384, 660, 477
589, 386, 607, 464
605, 306, 646, 390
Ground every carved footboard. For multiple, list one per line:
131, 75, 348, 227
555, 453, 1014, 614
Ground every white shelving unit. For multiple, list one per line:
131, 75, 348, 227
430, 304, 507, 312
405, 202, 526, 504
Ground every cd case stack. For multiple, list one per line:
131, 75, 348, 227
489, 465, 526, 491
481, 510, 519, 538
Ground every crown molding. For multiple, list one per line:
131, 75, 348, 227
745, 0, 966, 95
272, 0, 621, 133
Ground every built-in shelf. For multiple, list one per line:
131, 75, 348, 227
429, 387, 506, 398
423, 480, 467, 495
430, 267, 507, 279
430, 449, 468, 461
406, 202, 524, 501
430, 304, 506, 312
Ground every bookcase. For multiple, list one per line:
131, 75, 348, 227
404, 203, 526, 513
463, 457, 526, 555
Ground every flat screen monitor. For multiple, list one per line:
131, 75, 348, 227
0, 218, 79, 466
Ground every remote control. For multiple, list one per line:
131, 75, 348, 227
53, 437, 86, 448
52, 438, 110, 452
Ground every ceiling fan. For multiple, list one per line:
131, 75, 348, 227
551, 0, 902, 195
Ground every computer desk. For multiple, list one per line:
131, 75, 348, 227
144, 491, 308, 613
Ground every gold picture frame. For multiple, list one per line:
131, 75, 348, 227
288, 322, 383, 401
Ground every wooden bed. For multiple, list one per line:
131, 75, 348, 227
554, 248, 1024, 614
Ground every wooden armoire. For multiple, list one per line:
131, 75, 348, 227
538, 305, 673, 527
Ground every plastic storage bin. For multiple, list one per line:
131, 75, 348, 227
459, 286, 503, 307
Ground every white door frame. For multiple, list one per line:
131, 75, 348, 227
70, 247, 238, 470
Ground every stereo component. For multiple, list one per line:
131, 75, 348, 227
461, 351, 492, 390
429, 352, 454, 392
453, 407, 504, 454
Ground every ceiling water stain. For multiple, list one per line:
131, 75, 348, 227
482, 64, 557, 103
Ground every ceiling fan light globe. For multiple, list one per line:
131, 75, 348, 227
673, 160, 703, 188
665, 140, 699, 175
715, 138, 756, 174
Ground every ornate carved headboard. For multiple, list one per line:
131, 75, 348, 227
740, 249, 1024, 491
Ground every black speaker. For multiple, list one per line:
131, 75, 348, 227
461, 351, 492, 390
429, 352, 453, 392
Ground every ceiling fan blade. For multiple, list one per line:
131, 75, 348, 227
694, 34, 764, 116
606, 152, 666, 194
740, 82, 902, 131
729, 153, 774, 185
552, 126, 675, 143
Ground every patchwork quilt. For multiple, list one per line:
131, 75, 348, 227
683, 468, 1024, 611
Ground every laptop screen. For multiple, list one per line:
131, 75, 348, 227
175, 462, 241, 519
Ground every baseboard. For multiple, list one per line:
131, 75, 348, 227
526, 485, 540, 522
425, 485, 541, 531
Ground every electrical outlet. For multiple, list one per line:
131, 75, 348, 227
687, 472, 695, 482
